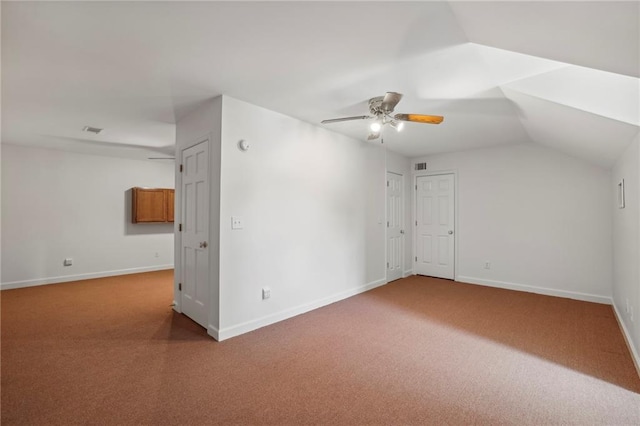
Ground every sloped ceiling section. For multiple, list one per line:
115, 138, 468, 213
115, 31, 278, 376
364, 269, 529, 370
1, 2, 638, 167
450, 1, 640, 168
503, 89, 639, 168
450, 1, 639, 78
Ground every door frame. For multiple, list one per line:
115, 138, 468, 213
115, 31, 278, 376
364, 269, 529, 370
173, 135, 211, 315
412, 169, 459, 281
386, 171, 404, 283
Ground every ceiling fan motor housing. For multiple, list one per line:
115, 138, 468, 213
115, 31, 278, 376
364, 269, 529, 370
368, 96, 385, 116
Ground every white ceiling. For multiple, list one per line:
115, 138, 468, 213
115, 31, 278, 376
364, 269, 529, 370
2, 1, 639, 167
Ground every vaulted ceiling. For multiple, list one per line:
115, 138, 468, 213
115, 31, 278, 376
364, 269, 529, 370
2, 1, 638, 167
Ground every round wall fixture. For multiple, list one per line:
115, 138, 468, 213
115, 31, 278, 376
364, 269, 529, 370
238, 139, 250, 152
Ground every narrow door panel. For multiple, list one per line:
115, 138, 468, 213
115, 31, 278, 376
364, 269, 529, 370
180, 140, 210, 328
386, 173, 404, 282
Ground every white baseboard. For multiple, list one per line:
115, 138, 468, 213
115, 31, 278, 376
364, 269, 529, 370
216, 278, 387, 341
1, 265, 174, 290
612, 302, 640, 379
208, 324, 220, 341
403, 269, 413, 278
457, 276, 611, 305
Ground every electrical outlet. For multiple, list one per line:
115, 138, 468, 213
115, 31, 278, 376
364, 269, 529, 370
63, 258, 73, 266
484, 262, 491, 270
232, 216, 243, 230
262, 287, 271, 300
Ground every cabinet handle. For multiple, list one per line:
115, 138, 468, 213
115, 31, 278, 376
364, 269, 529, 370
199, 241, 208, 248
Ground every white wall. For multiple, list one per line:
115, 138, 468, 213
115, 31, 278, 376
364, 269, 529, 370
385, 149, 413, 275
612, 133, 640, 370
412, 143, 612, 303
217, 96, 386, 339
1, 144, 175, 288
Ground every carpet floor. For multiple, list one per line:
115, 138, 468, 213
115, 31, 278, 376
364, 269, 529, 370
2, 271, 639, 425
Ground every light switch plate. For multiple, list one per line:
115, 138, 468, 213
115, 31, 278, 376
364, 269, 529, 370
231, 216, 243, 230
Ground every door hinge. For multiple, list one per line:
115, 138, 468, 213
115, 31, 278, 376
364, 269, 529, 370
178, 283, 182, 291
415, 220, 417, 226
179, 223, 182, 232
387, 221, 389, 227
415, 256, 417, 262
387, 262, 389, 269
180, 164, 184, 172
415, 184, 417, 190
387, 181, 389, 187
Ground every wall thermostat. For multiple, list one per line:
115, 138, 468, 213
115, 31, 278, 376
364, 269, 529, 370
238, 139, 250, 151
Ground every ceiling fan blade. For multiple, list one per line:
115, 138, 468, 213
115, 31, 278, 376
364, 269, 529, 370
321, 115, 371, 124
381, 92, 403, 113
394, 113, 444, 124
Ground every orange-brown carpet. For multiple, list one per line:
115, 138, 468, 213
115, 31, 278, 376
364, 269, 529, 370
2, 271, 639, 425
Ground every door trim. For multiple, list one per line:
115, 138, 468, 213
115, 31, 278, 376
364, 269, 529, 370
173, 135, 211, 314
412, 170, 458, 281
386, 171, 404, 283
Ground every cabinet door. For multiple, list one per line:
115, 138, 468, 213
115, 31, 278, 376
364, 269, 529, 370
133, 188, 167, 223
166, 189, 175, 223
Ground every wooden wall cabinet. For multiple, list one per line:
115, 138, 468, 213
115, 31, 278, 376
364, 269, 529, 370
132, 187, 175, 223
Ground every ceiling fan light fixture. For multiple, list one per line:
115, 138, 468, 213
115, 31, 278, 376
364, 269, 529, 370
367, 131, 380, 141
370, 121, 382, 132
391, 120, 404, 132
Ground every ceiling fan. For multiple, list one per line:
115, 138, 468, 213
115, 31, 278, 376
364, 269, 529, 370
321, 92, 444, 140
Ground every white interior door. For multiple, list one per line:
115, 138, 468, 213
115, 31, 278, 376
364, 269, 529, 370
180, 140, 210, 328
386, 172, 404, 282
415, 174, 455, 279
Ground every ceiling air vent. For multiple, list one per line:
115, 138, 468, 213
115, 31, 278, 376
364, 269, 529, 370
82, 126, 103, 134
415, 162, 427, 171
